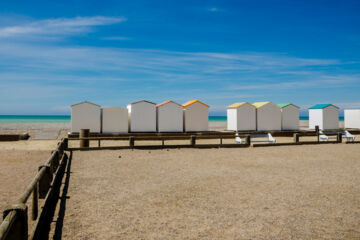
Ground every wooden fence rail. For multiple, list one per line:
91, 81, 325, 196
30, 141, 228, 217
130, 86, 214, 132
67, 130, 348, 151
68, 134, 252, 150
0, 138, 68, 240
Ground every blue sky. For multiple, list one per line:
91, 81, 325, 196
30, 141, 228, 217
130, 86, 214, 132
0, 0, 360, 115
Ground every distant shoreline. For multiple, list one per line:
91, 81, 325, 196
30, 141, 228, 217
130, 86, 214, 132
0, 115, 345, 123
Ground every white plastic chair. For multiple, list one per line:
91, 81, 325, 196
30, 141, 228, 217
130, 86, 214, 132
267, 133, 276, 143
235, 132, 242, 144
343, 130, 355, 142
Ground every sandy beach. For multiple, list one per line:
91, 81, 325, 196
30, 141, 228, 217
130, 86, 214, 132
0, 121, 357, 239
59, 145, 360, 239
0, 138, 359, 239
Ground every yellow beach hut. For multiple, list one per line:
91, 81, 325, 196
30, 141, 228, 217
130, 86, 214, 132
183, 100, 209, 132
253, 102, 281, 131
227, 102, 256, 131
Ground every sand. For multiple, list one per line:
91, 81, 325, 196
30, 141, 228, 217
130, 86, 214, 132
54, 144, 360, 239
0, 149, 51, 212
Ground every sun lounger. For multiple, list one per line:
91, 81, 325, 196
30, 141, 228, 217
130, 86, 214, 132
250, 133, 276, 143
234, 133, 242, 144
341, 130, 355, 142
319, 130, 355, 142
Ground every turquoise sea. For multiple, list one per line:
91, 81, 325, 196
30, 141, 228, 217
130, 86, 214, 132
0, 115, 345, 123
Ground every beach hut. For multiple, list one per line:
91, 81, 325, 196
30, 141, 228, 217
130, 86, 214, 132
344, 109, 360, 129
309, 104, 339, 130
156, 101, 183, 132
127, 100, 156, 132
183, 100, 209, 132
277, 103, 300, 130
71, 101, 101, 133
102, 107, 128, 133
226, 102, 256, 131
253, 102, 281, 131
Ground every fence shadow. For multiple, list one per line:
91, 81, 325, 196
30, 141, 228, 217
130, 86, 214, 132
52, 150, 72, 240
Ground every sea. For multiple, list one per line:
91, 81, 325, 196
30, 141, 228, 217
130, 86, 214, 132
0, 115, 345, 123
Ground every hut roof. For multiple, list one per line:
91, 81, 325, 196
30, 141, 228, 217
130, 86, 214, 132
182, 100, 209, 108
309, 104, 339, 109
227, 102, 254, 109
252, 102, 273, 108
277, 103, 299, 109
71, 101, 100, 108
130, 100, 156, 105
102, 107, 126, 110
156, 100, 182, 107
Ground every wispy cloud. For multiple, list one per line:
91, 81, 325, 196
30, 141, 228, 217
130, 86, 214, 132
209, 7, 220, 12
0, 16, 126, 38
226, 74, 360, 90
102, 36, 131, 41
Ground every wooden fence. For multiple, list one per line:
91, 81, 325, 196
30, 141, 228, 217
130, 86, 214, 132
0, 139, 68, 240
67, 130, 348, 151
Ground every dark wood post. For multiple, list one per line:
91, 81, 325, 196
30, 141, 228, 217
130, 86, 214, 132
293, 133, 299, 143
190, 135, 196, 147
2, 204, 28, 240
80, 129, 90, 148
32, 184, 38, 220
63, 138, 68, 150
246, 135, 251, 145
51, 151, 59, 174
337, 133, 342, 143
315, 125, 319, 142
129, 137, 135, 148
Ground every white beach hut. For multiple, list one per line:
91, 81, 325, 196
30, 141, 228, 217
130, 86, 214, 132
183, 100, 209, 132
127, 100, 156, 132
277, 103, 300, 130
309, 104, 339, 130
253, 102, 281, 131
344, 109, 360, 129
71, 101, 101, 133
156, 100, 183, 132
102, 107, 128, 133
227, 102, 256, 131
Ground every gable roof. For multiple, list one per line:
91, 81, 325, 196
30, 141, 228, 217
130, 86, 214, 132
130, 100, 156, 105
227, 102, 254, 109
102, 106, 126, 110
182, 100, 209, 108
156, 100, 182, 107
71, 101, 100, 108
252, 102, 272, 108
309, 104, 339, 109
277, 103, 299, 109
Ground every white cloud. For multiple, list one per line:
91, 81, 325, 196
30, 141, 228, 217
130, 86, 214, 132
0, 16, 126, 38
209, 7, 219, 12
102, 36, 131, 41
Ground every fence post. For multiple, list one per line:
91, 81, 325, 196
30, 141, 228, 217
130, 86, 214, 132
129, 137, 135, 148
32, 184, 38, 221
337, 133, 342, 143
2, 204, 28, 240
246, 135, 251, 145
63, 138, 68, 150
293, 133, 299, 143
38, 166, 52, 199
190, 135, 196, 147
51, 151, 59, 174
80, 129, 90, 148
315, 125, 319, 142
